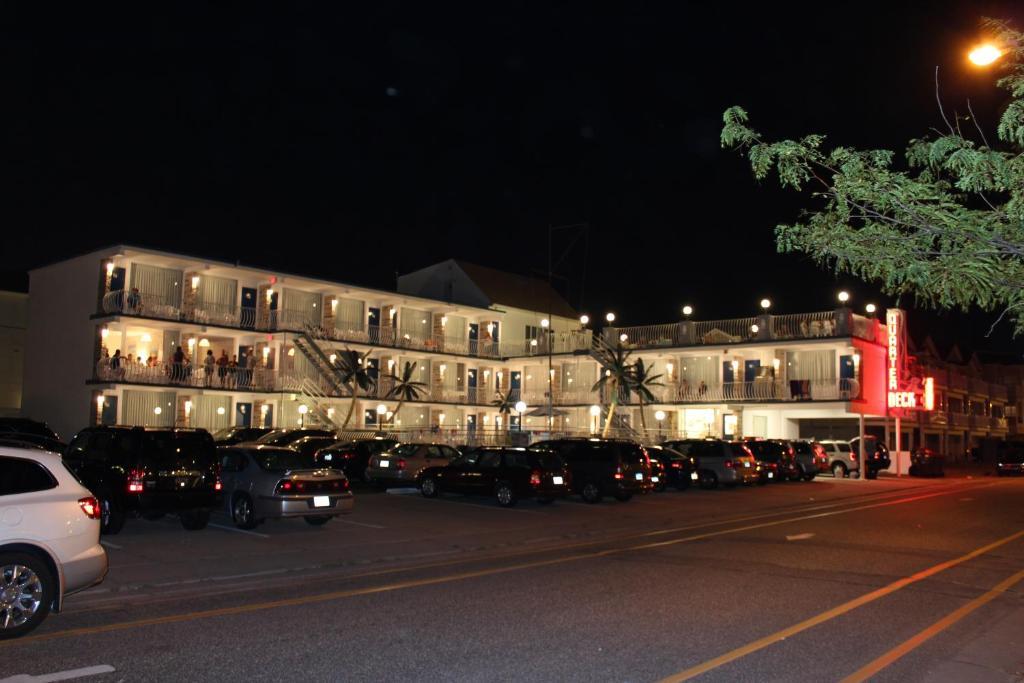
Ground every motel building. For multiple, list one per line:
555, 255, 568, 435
22, 246, 1016, 461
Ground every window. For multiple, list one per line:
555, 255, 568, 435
425, 446, 446, 459
0, 457, 58, 496
440, 446, 459, 459
453, 452, 479, 467
478, 452, 502, 469
525, 325, 541, 342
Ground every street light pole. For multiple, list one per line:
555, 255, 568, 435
541, 318, 552, 434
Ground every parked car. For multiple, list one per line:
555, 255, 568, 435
996, 441, 1024, 476
663, 439, 758, 489
791, 440, 829, 480
365, 442, 461, 486
0, 418, 65, 453
252, 428, 336, 447
744, 439, 800, 483
849, 436, 891, 479
1, 446, 108, 639
64, 427, 222, 534
290, 435, 343, 460
818, 440, 860, 478
315, 438, 400, 482
218, 446, 353, 528
418, 447, 571, 506
528, 438, 650, 503
644, 445, 697, 491
647, 455, 667, 492
909, 447, 945, 477
212, 426, 272, 445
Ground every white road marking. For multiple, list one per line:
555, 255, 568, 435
99, 540, 122, 550
385, 488, 420, 495
334, 519, 386, 529
1, 664, 115, 682
208, 523, 270, 538
786, 533, 816, 541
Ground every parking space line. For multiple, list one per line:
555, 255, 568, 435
840, 566, 1024, 683
6, 483, 984, 647
335, 519, 387, 529
208, 523, 270, 538
0, 664, 115, 682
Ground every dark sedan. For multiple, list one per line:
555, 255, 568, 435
212, 426, 272, 446
315, 438, 400, 481
417, 447, 571, 507
645, 445, 696, 491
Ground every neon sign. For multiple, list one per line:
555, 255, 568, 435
886, 308, 933, 411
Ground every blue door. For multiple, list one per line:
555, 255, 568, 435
268, 290, 279, 329
744, 360, 761, 382
840, 355, 855, 380
510, 371, 521, 398
240, 288, 257, 329
467, 414, 476, 437
468, 323, 479, 355
467, 368, 478, 403
110, 267, 126, 292
722, 362, 734, 383
236, 402, 252, 427
100, 396, 118, 425
366, 358, 379, 382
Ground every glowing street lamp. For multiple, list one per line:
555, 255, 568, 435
760, 298, 771, 311
838, 290, 850, 304
579, 314, 590, 326
605, 312, 616, 323
968, 44, 1003, 66
865, 303, 877, 315
682, 305, 693, 317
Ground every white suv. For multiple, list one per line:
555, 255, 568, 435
0, 446, 108, 638
818, 440, 860, 478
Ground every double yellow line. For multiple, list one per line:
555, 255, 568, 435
660, 527, 1024, 682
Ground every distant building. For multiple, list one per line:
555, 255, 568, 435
0, 290, 28, 418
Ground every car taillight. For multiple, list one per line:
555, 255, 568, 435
724, 459, 734, 469
529, 469, 542, 486
127, 468, 144, 493
397, 458, 407, 471
613, 466, 624, 480
277, 480, 293, 494
671, 462, 682, 469
214, 479, 223, 491
78, 496, 100, 519
340, 478, 350, 492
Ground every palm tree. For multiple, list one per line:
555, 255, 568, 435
384, 361, 428, 424
492, 389, 515, 444
591, 340, 634, 437
629, 358, 664, 439
334, 348, 377, 430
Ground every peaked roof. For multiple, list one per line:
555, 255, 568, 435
451, 260, 578, 318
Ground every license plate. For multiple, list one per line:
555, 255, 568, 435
552, 476, 564, 485
651, 476, 660, 483
313, 496, 330, 508
635, 472, 644, 481
744, 461, 751, 468
768, 472, 774, 479
690, 472, 699, 481
379, 460, 390, 468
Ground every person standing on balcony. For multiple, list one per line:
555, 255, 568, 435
111, 349, 123, 379
228, 354, 238, 387
203, 349, 215, 386
96, 348, 111, 379
172, 345, 185, 383
217, 350, 229, 387
246, 349, 259, 389
127, 287, 141, 313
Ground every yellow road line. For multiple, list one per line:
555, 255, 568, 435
658, 528, 1024, 682
840, 567, 1024, 682
68, 483, 960, 617
5, 484, 985, 647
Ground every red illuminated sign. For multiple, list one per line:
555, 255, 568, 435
886, 309, 932, 411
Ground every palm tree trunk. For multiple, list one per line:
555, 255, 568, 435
602, 380, 619, 438
341, 383, 359, 430
391, 398, 405, 425
638, 396, 648, 439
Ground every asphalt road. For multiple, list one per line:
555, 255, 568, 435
4, 474, 1024, 682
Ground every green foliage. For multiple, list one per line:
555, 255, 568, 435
721, 19, 1024, 334
385, 361, 427, 404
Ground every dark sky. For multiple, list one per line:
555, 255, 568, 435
3, 2, 1023, 357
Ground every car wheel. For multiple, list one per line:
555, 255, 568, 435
536, 497, 555, 505
495, 482, 517, 507
699, 470, 718, 490
581, 482, 602, 504
832, 463, 848, 479
231, 494, 257, 530
865, 469, 878, 480
613, 492, 633, 502
420, 476, 439, 498
99, 496, 125, 535
0, 553, 54, 640
180, 508, 210, 531
802, 472, 816, 482
304, 516, 331, 526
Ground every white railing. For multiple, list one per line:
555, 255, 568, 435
102, 290, 182, 321
606, 323, 681, 348
770, 311, 836, 339
95, 360, 279, 391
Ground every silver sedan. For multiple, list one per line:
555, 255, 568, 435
364, 442, 460, 486
218, 446, 354, 529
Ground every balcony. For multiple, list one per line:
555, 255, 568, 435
949, 412, 970, 428
94, 361, 280, 392
991, 416, 1009, 431
926, 411, 949, 427
606, 310, 883, 352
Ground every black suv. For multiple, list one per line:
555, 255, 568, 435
529, 438, 650, 503
315, 438, 400, 481
645, 445, 697, 491
64, 427, 221, 534
744, 439, 800, 483
418, 447, 572, 506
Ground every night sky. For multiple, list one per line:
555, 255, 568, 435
3, 2, 1022, 357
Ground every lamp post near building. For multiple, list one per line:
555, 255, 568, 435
515, 401, 527, 433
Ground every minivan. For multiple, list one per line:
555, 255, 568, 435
529, 438, 650, 503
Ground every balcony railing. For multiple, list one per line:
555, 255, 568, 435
95, 361, 279, 391
606, 310, 882, 351
991, 416, 1009, 431
949, 412, 970, 428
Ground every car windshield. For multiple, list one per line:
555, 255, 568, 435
212, 427, 240, 440
750, 442, 785, 461
0, 419, 58, 439
729, 443, 752, 458
252, 451, 318, 472
255, 429, 291, 445
386, 443, 421, 458
836, 443, 852, 452
142, 432, 216, 469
